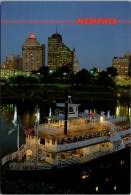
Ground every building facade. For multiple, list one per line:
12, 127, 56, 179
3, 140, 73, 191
3, 54, 22, 70
48, 32, 73, 71
0, 68, 31, 80
22, 34, 45, 72
113, 57, 130, 78
73, 48, 79, 74
125, 53, 131, 77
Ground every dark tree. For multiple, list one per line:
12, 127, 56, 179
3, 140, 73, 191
39, 67, 50, 76
31, 70, 38, 75
106, 67, 117, 78
54, 66, 71, 78
14, 76, 27, 84
99, 71, 116, 88
75, 69, 90, 84
27, 75, 39, 84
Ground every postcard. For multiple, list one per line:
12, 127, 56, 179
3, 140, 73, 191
1, 1, 131, 194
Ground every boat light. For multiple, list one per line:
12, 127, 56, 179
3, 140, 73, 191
114, 185, 116, 190
118, 93, 120, 97
100, 116, 104, 123
81, 175, 89, 179
96, 186, 98, 192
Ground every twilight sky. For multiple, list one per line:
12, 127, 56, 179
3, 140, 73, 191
1, 1, 131, 71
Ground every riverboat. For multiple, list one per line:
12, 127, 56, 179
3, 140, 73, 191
2, 95, 131, 172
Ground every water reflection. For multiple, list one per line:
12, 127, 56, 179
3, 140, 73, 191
116, 105, 130, 118
2, 102, 130, 128
81, 171, 89, 179
12, 106, 17, 127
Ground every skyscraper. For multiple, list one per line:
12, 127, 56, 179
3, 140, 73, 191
3, 54, 22, 70
113, 57, 130, 78
73, 48, 79, 74
48, 32, 73, 71
22, 34, 45, 72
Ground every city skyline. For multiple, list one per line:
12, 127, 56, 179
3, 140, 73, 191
1, 1, 131, 71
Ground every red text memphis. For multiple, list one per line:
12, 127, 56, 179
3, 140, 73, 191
77, 18, 117, 24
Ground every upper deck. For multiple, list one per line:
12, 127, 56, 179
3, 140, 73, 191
37, 124, 110, 139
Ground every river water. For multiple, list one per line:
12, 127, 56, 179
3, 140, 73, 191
1, 98, 131, 194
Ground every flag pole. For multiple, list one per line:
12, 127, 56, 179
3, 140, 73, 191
17, 114, 20, 162
35, 113, 38, 163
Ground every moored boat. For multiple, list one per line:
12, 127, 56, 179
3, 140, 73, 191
2, 93, 131, 173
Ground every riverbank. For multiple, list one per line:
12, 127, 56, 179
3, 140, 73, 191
1, 84, 130, 101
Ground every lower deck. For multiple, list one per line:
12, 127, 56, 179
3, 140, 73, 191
9, 141, 114, 170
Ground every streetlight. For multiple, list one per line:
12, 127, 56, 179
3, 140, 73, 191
49, 70, 53, 75
49, 70, 53, 84
63, 72, 67, 77
90, 70, 94, 74
90, 69, 94, 85
37, 72, 40, 78
63, 72, 67, 84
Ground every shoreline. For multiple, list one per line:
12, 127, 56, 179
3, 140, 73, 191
1, 87, 130, 101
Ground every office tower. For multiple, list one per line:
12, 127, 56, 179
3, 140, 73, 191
124, 53, 131, 77
3, 54, 22, 70
22, 34, 45, 72
48, 32, 73, 71
113, 57, 130, 78
73, 48, 79, 74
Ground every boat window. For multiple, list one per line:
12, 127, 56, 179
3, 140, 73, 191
57, 139, 61, 145
97, 133, 101, 137
84, 135, 88, 140
73, 137, 77, 142
40, 138, 45, 145
69, 107, 73, 112
106, 131, 110, 136
78, 136, 82, 141
89, 134, 93, 138
52, 139, 55, 145
66, 138, 72, 144
61, 139, 65, 144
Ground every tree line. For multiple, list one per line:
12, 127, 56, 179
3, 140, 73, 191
7, 66, 117, 88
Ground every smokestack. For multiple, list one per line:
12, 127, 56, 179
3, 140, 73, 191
64, 88, 68, 135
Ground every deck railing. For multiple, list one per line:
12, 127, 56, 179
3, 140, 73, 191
119, 129, 131, 136
38, 123, 106, 136
2, 151, 18, 166
43, 136, 107, 152
106, 116, 128, 123
2, 144, 27, 166
9, 150, 113, 171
